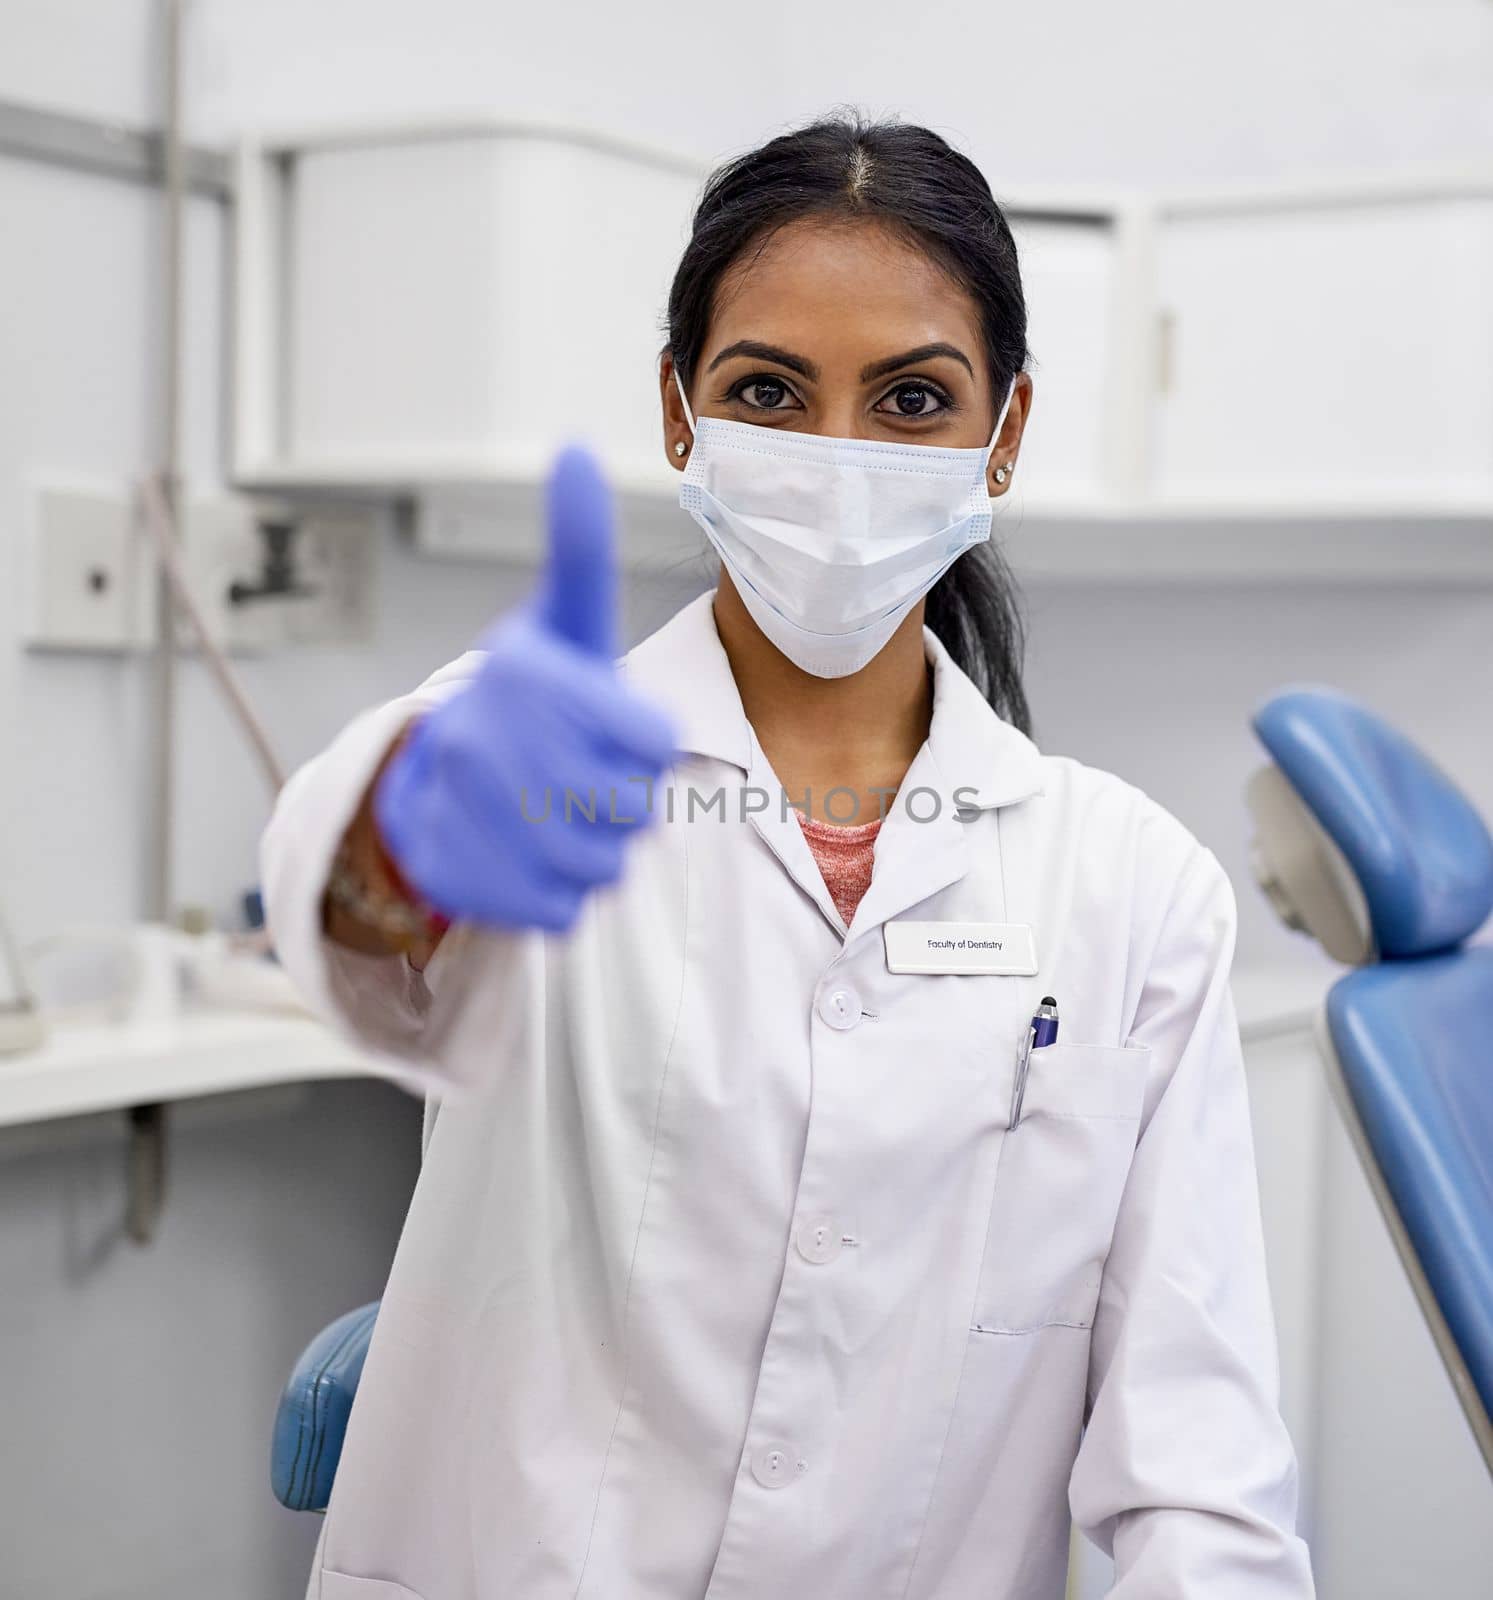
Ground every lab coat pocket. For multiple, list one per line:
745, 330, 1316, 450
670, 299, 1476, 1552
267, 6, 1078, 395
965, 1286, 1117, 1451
320, 1573, 425, 1600
972, 1041, 1150, 1335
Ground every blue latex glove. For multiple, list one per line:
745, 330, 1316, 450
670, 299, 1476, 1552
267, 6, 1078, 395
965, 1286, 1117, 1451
373, 447, 677, 933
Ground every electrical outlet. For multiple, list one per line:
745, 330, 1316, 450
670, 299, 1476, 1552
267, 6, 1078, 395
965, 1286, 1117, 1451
27, 487, 158, 651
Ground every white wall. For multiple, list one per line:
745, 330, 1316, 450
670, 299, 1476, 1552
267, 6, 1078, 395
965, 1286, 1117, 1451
1021, 579, 1493, 961
2, 3, 1492, 1596
0, 0, 162, 124
186, 0, 1493, 181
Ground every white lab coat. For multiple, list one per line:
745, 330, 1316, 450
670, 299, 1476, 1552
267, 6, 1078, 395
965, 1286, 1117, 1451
262, 591, 1313, 1600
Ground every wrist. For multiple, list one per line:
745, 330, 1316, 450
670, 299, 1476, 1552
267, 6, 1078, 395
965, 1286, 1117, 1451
322, 724, 452, 953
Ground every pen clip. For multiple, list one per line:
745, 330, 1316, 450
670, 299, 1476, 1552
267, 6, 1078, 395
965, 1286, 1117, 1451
1011, 1023, 1036, 1129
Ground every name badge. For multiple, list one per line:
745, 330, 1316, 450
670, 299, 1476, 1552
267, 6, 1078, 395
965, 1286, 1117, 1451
883, 921, 1039, 976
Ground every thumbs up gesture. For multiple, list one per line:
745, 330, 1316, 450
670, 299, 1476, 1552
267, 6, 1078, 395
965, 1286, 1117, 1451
373, 447, 677, 933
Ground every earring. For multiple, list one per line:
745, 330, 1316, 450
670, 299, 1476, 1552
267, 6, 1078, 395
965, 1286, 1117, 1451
674, 441, 687, 458
994, 464, 1008, 485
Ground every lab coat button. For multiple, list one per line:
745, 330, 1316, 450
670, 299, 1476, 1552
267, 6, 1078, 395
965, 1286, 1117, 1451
796, 1217, 842, 1264
818, 985, 861, 1030
751, 1442, 807, 1489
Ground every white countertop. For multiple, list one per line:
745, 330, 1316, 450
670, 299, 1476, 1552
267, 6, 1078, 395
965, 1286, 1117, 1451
0, 1008, 374, 1129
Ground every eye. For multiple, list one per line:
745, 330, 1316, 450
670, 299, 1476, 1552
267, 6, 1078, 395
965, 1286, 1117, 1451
727, 374, 802, 412
873, 380, 954, 418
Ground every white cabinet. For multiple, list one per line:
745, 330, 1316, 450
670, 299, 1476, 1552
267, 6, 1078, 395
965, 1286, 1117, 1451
1155, 195, 1493, 510
1006, 214, 1125, 504
235, 124, 702, 497
235, 131, 1129, 511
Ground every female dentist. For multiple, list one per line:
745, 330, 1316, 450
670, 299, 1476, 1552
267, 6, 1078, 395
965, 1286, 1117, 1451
262, 115, 1314, 1600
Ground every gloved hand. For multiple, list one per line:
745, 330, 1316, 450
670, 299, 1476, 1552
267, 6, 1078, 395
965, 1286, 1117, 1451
373, 446, 677, 933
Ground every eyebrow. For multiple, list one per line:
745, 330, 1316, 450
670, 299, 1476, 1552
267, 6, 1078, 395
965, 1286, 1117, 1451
706, 340, 820, 380
860, 342, 975, 382
704, 338, 977, 385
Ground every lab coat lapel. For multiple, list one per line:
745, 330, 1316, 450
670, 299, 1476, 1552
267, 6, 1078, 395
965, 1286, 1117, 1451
625, 596, 853, 928
845, 630, 1045, 940
745, 729, 853, 938
843, 746, 973, 940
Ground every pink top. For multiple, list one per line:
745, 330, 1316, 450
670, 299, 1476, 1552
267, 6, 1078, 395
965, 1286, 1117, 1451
794, 810, 883, 925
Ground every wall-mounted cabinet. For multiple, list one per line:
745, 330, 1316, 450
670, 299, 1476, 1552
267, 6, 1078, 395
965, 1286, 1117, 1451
232, 127, 1493, 579
1154, 188, 1493, 512
1005, 211, 1134, 505
236, 123, 701, 499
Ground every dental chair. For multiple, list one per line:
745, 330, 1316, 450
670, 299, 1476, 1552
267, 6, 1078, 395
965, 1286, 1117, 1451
271, 1300, 379, 1511
1248, 686, 1493, 1473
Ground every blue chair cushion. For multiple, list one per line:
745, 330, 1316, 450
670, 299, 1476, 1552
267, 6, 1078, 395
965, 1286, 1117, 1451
1254, 688, 1493, 957
271, 1301, 379, 1512
1327, 947, 1493, 1422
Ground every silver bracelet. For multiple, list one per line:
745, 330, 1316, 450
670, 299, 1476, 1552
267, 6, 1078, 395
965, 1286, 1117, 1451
325, 852, 441, 943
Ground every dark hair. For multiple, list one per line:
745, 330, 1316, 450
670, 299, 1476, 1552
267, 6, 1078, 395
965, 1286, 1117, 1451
665, 112, 1032, 735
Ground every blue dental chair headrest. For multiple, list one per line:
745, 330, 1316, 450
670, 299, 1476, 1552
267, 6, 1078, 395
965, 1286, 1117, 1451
1250, 685, 1493, 1470
1253, 687, 1493, 958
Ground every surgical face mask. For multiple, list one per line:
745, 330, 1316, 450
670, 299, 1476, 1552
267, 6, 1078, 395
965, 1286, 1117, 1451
674, 368, 1016, 679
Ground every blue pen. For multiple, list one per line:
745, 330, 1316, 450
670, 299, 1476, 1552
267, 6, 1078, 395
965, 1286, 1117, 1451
1011, 995, 1059, 1128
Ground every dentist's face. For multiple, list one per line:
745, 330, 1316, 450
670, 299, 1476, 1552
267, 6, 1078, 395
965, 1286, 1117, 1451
661, 215, 1031, 496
